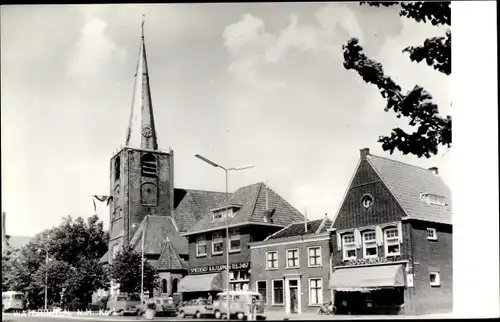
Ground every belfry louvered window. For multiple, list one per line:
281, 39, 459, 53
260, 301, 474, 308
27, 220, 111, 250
141, 153, 157, 178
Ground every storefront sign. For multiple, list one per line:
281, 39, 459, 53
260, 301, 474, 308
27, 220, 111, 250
340, 256, 399, 267
189, 262, 250, 275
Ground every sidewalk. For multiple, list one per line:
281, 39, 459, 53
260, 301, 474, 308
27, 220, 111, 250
263, 311, 455, 320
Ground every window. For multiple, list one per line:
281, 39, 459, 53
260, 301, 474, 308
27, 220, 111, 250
196, 235, 207, 257
141, 153, 157, 178
228, 234, 241, 253
308, 246, 322, 266
430, 272, 440, 286
114, 156, 121, 180
363, 231, 378, 258
308, 278, 323, 305
427, 228, 437, 240
212, 208, 234, 221
266, 251, 278, 269
420, 193, 446, 206
256, 281, 267, 304
271, 280, 284, 305
161, 279, 167, 294
342, 233, 357, 260
212, 231, 224, 255
384, 228, 400, 256
361, 194, 374, 208
286, 248, 299, 268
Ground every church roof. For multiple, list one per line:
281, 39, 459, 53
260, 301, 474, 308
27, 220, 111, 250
129, 215, 188, 256
124, 18, 158, 150
366, 154, 452, 225
156, 238, 188, 271
184, 182, 304, 236
172, 188, 229, 232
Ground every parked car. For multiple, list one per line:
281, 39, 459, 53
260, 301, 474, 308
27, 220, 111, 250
150, 297, 177, 316
178, 299, 214, 319
212, 291, 264, 320
106, 294, 142, 315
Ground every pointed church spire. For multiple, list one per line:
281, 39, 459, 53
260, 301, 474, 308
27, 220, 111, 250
125, 15, 158, 150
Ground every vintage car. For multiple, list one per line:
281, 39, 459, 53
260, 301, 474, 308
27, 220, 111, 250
177, 299, 214, 319
106, 294, 142, 316
212, 291, 264, 320
150, 297, 177, 316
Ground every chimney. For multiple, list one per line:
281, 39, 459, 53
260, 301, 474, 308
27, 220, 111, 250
360, 148, 370, 160
264, 209, 275, 223
429, 167, 439, 175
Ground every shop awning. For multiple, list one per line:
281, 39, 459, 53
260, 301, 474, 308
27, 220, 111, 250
329, 265, 405, 290
178, 273, 223, 293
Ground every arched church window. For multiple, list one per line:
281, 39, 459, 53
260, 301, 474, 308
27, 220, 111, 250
114, 156, 121, 180
172, 279, 179, 294
141, 154, 157, 178
161, 279, 167, 294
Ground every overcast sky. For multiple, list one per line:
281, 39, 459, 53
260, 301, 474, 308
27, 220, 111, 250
1, 3, 451, 236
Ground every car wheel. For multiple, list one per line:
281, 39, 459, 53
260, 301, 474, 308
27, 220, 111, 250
179, 310, 185, 318
136, 309, 141, 316
214, 310, 222, 319
195, 311, 201, 319
237, 312, 245, 320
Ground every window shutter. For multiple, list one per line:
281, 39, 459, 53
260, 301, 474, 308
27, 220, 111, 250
397, 222, 403, 244
336, 233, 341, 251
354, 229, 362, 248
375, 226, 383, 246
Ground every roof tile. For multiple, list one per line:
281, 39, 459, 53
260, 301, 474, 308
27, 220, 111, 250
367, 154, 452, 225
268, 217, 331, 240
156, 238, 187, 271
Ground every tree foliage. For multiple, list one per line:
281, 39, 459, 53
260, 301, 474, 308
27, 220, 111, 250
343, 1, 451, 158
2, 214, 109, 309
109, 247, 159, 295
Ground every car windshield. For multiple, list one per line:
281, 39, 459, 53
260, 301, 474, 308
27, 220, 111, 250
129, 294, 140, 301
117, 296, 127, 301
13, 294, 24, 300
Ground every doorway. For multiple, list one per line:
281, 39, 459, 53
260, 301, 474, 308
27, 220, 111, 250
288, 279, 299, 314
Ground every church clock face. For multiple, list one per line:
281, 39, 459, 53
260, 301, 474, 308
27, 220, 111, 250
142, 126, 153, 138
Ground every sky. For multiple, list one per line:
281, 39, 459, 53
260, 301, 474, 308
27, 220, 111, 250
1, 3, 452, 236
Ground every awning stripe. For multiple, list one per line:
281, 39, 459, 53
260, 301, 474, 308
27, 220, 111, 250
178, 273, 224, 293
329, 264, 405, 289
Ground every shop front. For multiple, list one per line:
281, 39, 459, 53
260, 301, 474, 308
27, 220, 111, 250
329, 263, 407, 315
178, 262, 250, 301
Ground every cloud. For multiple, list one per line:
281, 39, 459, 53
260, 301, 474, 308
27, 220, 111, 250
66, 15, 127, 80
222, 4, 365, 90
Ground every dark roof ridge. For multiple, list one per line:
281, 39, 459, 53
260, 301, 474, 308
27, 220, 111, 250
249, 182, 265, 219
176, 187, 229, 194
367, 154, 437, 174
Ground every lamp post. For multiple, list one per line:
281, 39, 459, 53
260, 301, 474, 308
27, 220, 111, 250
132, 219, 146, 308
38, 248, 49, 310
195, 154, 254, 320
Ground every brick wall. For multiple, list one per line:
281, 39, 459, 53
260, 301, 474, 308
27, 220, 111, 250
188, 225, 279, 269
405, 221, 453, 314
250, 236, 331, 314
334, 160, 406, 230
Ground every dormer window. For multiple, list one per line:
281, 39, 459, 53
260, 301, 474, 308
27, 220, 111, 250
420, 193, 446, 206
211, 204, 242, 221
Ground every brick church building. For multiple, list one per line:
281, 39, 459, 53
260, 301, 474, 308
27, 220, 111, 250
97, 22, 303, 299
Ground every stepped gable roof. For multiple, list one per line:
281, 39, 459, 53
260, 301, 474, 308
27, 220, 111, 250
267, 216, 332, 240
173, 188, 229, 232
184, 182, 304, 236
156, 237, 188, 271
130, 215, 188, 255
366, 154, 452, 225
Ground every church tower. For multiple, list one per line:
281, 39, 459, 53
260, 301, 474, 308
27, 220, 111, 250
108, 19, 175, 256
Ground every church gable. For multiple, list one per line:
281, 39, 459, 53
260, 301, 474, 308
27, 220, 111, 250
156, 239, 187, 271
333, 159, 407, 231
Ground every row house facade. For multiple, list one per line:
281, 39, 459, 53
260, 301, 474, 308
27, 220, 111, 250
328, 148, 453, 315
249, 216, 332, 315
178, 182, 304, 300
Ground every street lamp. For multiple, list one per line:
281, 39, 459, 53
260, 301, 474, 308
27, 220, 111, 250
132, 218, 146, 309
194, 154, 254, 320
38, 247, 49, 310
